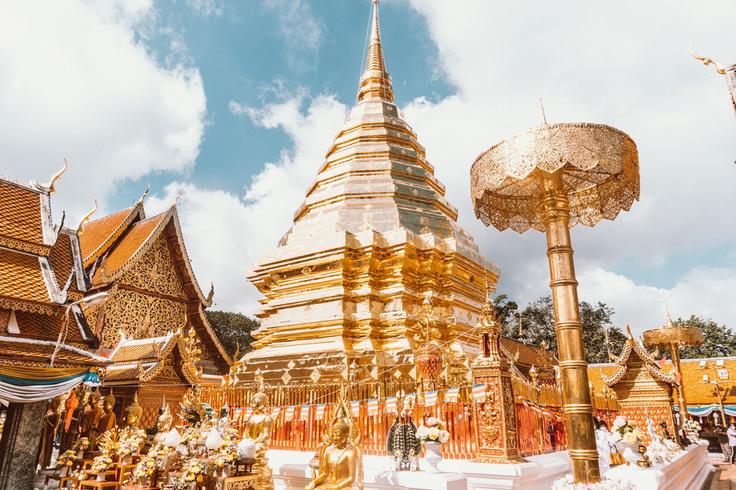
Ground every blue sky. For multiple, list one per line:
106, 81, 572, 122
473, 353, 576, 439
1, 0, 735, 333
113, 0, 450, 208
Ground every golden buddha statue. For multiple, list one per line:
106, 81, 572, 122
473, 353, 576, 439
306, 419, 362, 490
242, 374, 274, 488
153, 401, 173, 447
306, 386, 363, 490
125, 391, 144, 428
97, 391, 117, 434
80, 389, 103, 449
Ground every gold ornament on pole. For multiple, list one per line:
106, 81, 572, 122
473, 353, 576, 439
470, 122, 640, 483
643, 314, 703, 429
414, 294, 443, 387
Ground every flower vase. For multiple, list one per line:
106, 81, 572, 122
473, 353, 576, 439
122, 454, 132, 465
59, 465, 70, 477
423, 441, 443, 472
96, 473, 106, 482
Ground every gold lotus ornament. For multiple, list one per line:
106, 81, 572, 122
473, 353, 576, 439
415, 294, 443, 386
471, 121, 640, 483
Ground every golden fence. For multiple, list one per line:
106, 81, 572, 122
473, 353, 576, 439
199, 377, 586, 459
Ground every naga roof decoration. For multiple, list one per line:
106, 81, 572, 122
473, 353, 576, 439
603, 327, 678, 387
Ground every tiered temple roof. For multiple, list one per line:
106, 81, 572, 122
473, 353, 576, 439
79, 199, 230, 375
0, 173, 105, 367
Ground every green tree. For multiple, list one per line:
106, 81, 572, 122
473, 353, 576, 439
674, 315, 736, 359
497, 295, 626, 364
205, 310, 260, 359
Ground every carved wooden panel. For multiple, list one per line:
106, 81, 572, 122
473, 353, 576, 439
119, 237, 186, 299
100, 288, 187, 348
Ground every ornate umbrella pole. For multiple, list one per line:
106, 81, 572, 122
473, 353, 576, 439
471, 122, 640, 483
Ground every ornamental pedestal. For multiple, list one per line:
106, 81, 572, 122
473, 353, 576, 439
471, 300, 525, 463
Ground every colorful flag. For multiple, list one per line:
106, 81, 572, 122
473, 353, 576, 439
445, 387, 460, 403
424, 391, 438, 407
472, 384, 486, 403
315, 404, 327, 420
367, 398, 379, 416
284, 405, 295, 421
299, 404, 310, 421
385, 397, 397, 414
271, 406, 281, 418
350, 400, 360, 417
244, 407, 253, 419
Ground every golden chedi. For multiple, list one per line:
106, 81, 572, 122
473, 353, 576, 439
234, 0, 498, 388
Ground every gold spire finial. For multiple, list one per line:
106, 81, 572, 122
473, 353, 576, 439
358, 0, 394, 102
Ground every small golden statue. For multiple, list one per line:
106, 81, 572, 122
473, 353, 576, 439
636, 445, 652, 468
306, 385, 363, 490
97, 391, 117, 434
125, 391, 144, 428
242, 373, 274, 489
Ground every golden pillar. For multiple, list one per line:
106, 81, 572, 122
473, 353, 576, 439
470, 122, 640, 483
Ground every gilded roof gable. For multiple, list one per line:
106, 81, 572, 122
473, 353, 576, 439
79, 205, 145, 268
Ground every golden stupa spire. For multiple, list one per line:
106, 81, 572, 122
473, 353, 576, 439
358, 0, 394, 102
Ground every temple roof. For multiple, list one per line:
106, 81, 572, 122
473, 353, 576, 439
604, 327, 678, 387
83, 204, 230, 370
91, 211, 166, 285
0, 178, 56, 256
80, 205, 144, 268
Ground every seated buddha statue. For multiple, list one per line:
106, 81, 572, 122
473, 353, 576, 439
243, 391, 273, 467
152, 402, 173, 447
125, 392, 144, 428
96, 392, 117, 435
80, 390, 103, 449
306, 416, 362, 490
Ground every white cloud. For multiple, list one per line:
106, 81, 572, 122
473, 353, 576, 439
148, 93, 347, 313
399, 0, 736, 327
576, 267, 736, 335
262, 0, 322, 72
0, 0, 206, 221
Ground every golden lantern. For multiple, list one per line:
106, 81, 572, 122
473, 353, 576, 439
471, 122, 639, 483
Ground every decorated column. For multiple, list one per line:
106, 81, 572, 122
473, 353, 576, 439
471, 298, 525, 463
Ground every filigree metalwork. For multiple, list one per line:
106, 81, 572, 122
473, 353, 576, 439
99, 287, 186, 348
119, 238, 186, 298
471, 123, 639, 233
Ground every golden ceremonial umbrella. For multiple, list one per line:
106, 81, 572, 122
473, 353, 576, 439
644, 316, 704, 428
470, 122, 639, 483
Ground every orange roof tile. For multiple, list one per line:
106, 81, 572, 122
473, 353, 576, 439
14, 309, 87, 344
92, 212, 166, 286
0, 248, 51, 305
79, 206, 142, 267
0, 179, 48, 254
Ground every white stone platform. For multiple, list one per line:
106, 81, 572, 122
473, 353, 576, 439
604, 442, 713, 490
267, 449, 570, 490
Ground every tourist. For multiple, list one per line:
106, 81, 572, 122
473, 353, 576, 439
727, 422, 736, 464
717, 424, 730, 462
548, 422, 557, 451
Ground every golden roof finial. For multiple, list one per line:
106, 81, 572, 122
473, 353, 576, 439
358, 0, 393, 102
41, 159, 69, 194
76, 200, 98, 235
691, 46, 729, 75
